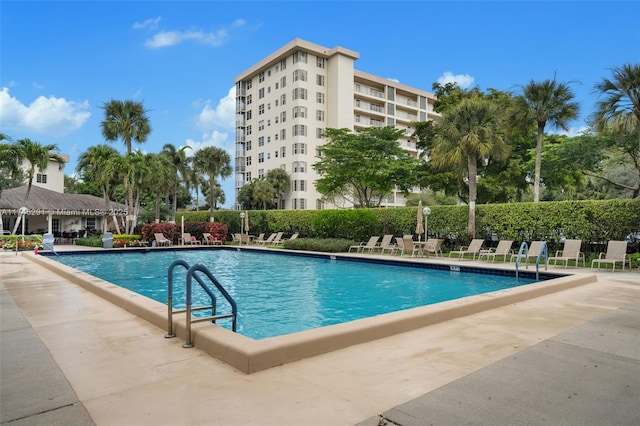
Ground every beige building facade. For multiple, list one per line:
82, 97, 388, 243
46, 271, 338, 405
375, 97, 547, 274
234, 38, 439, 210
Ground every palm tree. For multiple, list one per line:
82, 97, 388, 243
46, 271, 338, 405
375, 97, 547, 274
100, 99, 152, 231
144, 153, 174, 223
592, 63, 640, 148
9, 138, 65, 203
253, 178, 274, 210
512, 75, 579, 202
266, 168, 290, 209
192, 146, 232, 222
161, 143, 191, 221
431, 97, 508, 237
76, 145, 121, 232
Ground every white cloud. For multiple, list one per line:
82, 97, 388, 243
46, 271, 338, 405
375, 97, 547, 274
552, 125, 590, 137
0, 87, 91, 137
437, 71, 475, 89
141, 19, 246, 49
185, 131, 231, 153
196, 86, 236, 131
133, 17, 162, 30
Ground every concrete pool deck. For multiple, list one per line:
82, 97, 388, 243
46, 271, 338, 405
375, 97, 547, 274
1, 245, 639, 425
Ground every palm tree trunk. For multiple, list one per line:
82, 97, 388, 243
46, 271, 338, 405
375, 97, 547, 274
467, 154, 477, 238
533, 124, 545, 202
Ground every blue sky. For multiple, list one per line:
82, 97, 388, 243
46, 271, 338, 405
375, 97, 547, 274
2, 1, 639, 208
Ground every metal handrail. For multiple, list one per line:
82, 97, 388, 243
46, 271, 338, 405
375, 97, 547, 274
165, 260, 237, 349
514, 242, 528, 280
8, 234, 58, 256
515, 241, 548, 281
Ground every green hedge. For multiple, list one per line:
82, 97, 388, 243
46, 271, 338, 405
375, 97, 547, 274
175, 199, 639, 255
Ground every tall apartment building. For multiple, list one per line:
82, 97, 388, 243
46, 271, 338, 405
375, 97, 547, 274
234, 38, 439, 210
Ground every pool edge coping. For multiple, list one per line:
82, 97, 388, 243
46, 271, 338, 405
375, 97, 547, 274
24, 250, 597, 374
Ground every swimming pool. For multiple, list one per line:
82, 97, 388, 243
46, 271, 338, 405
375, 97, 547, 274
51, 248, 543, 339
33, 247, 593, 373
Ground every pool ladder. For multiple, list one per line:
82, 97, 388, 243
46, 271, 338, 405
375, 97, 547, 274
165, 260, 237, 348
514, 241, 548, 281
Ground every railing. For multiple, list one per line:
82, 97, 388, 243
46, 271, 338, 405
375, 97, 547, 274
166, 260, 237, 348
515, 242, 548, 281
9, 234, 58, 256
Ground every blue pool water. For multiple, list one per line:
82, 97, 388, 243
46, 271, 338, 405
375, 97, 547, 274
52, 249, 540, 340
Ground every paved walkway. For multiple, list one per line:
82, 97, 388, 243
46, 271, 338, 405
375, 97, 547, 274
1, 247, 639, 425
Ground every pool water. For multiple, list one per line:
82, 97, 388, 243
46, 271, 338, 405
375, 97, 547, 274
52, 249, 538, 339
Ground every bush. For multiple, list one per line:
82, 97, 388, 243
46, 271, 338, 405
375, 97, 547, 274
312, 209, 380, 241
283, 238, 357, 253
0, 236, 43, 251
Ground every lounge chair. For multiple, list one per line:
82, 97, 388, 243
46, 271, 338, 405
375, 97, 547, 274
231, 233, 241, 244
423, 238, 443, 257
349, 236, 380, 253
511, 241, 548, 268
253, 233, 266, 244
591, 240, 629, 272
373, 234, 396, 254
182, 233, 201, 245
255, 233, 277, 246
279, 233, 299, 244
449, 238, 485, 260
154, 233, 172, 246
549, 239, 585, 268
478, 240, 513, 262
269, 232, 285, 245
202, 233, 223, 246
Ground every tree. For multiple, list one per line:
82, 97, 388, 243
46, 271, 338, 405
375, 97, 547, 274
252, 179, 274, 210
512, 75, 579, 201
100, 99, 152, 232
7, 138, 65, 203
144, 153, 174, 223
192, 146, 232, 222
76, 145, 122, 229
0, 134, 24, 195
592, 63, 640, 149
266, 168, 290, 209
431, 97, 508, 237
313, 127, 421, 208
161, 143, 191, 221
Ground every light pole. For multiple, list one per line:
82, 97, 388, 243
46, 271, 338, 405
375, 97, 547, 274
422, 207, 431, 241
240, 212, 245, 236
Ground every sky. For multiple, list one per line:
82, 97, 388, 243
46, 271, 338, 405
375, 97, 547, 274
1, 0, 639, 208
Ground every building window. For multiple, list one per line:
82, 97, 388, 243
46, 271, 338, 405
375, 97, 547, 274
246, 110, 252, 120
316, 110, 324, 121
275, 82, 279, 90
258, 88, 265, 98
246, 172, 252, 182
85, 217, 96, 230
274, 150, 278, 158
280, 111, 286, 123
258, 153, 264, 163
280, 129, 286, 140
246, 156, 253, 166
246, 125, 252, 135
293, 143, 307, 154
292, 50, 307, 64
316, 128, 324, 138
258, 72, 265, 83
267, 136, 271, 143
280, 94, 286, 105
316, 199, 324, 210
280, 58, 287, 70
317, 57, 325, 68
267, 153, 271, 160
280, 147, 286, 158
292, 88, 307, 100
52, 218, 60, 232
293, 106, 307, 118
316, 92, 325, 104
293, 69, 307, 82
258, 104, 265, 115
280, 76, 286, 88
258, 169, 264, 179
258, 136, 265, 147
293, 198, 307, 210
36, 174, 47, 183
293, 180, 307, 191
316, 74, 325, 86
246, 140, 252, 150
293, 124, 306, 136
258, 120, 265, 131
246, 79, 252, 89
247, 94, 252, 104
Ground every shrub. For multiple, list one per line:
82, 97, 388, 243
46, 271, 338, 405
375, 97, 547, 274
312, 209, 380, 241
283, 238, 357, 253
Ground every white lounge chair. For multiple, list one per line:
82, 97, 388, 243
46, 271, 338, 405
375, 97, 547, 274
182, 233, 201, 245
154, 233, 172, 246
449, 238, 485, 260
478, 240, 513, 262
549, 239, 585, 268
591, 240, 629, 271
349, 236, 380, 253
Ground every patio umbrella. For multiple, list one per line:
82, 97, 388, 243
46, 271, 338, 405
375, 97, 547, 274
244, 210, 249, 235
416, 201, 424, 241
